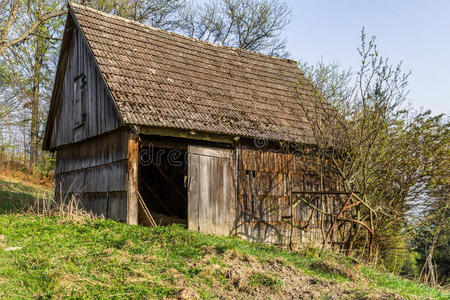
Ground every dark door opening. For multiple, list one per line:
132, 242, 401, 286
138, 146, 188, 226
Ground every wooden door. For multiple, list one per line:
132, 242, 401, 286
188, 146, 235, 236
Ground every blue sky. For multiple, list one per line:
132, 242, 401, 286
284, 0, 449, 114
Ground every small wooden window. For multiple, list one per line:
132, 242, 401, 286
73, 74, 87, 129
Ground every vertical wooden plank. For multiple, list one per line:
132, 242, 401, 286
213, 157, 222, 234
127, 131, 139, 225
219, 155, 228, 235
88, 43, 97, 137
225, 153, 235, 235
188, 153, 199, 231
208, 156, 214, 234
199, 155, 210, 233
103, 86, 109, 132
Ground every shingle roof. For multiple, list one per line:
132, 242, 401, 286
69, 2, 324, 143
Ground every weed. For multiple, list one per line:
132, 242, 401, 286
248, 272, 284, 290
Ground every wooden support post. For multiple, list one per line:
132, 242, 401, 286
127, 132, 139, 225
323, 193, 353, 248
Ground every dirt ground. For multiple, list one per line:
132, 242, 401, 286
168, 245, 404, 300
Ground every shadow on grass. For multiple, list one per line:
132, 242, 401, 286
0, 178, 52, 214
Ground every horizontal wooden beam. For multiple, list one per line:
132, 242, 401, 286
139, 126, 237, 144
139, 137, 188, 150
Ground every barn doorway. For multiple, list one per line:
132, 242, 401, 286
138, 145, 188, 226
137, 140, 236, 233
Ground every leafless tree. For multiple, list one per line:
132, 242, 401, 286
295, 29, 413, 260
82, 0, 187, 30
179, 0, 291, 57
0, 0, 66, 57
1, 0, 63, 168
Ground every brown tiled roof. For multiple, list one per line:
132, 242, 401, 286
69, 2, 324, 143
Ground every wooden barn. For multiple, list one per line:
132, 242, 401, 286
44, 3, 346, 245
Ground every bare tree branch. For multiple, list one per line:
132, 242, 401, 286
0, 8, 66, 57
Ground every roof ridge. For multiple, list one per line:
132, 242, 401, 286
68, 2, 296, 65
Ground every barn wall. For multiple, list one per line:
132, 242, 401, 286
55, 128, 129, 221
50, 26, 120, 148
234, 145, 346, 246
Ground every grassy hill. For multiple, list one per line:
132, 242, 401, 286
0, 171, 52, 213
0, 175, 448, 299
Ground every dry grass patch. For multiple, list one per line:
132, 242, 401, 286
310, 260, 362, 281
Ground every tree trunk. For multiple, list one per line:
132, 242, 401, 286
29, 32, 43, 169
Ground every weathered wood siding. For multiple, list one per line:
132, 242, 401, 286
188, 146, 236, 236
55, 129, 128, 221
50, 26, 120, 148
235, 145, 344, 245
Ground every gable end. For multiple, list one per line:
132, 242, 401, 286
43, 8, 123, 150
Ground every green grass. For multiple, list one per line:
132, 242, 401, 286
0, 177, 52, 213
0, 178, 447, 299
0, 214, 448, 299
361, 267, 448, 299
247, 272, 284, 289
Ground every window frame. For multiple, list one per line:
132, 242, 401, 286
73, 73, 87, 129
